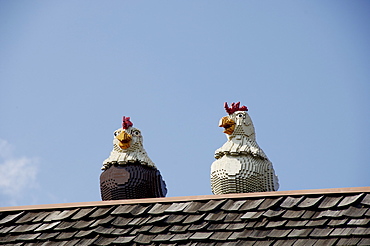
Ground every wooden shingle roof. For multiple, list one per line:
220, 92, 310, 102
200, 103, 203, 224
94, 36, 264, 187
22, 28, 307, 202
0, 187, 369, 245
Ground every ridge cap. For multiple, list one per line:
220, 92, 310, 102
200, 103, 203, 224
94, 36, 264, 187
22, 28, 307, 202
1, 186, 369, 212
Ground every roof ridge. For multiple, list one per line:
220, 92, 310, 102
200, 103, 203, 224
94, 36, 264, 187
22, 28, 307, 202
1, 186, 369, 212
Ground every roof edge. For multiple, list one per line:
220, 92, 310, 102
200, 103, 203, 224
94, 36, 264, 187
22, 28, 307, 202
1, 186, 369, 212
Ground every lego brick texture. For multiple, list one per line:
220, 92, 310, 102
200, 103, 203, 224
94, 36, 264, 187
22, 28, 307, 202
100, 163, 167, 200
211, 105, 279, 194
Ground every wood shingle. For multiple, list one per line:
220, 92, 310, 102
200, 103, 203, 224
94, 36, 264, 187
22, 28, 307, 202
0, 187, 369, 245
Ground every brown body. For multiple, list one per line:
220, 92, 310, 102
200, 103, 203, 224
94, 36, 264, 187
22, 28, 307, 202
100, 162, 167, 200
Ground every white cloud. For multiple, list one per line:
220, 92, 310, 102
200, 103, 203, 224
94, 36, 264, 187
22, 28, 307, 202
0, 139, 14, 159
0, 139, 39, 204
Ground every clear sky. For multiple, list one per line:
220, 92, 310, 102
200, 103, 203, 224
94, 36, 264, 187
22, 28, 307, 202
0, 1, 369, 207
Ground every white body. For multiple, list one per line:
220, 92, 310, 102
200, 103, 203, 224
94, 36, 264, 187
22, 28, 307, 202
211, 110, 279, 194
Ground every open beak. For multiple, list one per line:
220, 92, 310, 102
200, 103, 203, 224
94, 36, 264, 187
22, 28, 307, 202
219, 116, 235, 135
116, 131, 132, 149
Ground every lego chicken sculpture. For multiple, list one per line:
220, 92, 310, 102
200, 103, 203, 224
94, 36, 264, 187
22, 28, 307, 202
100, 116, 167, 200
211, 102, 279, 194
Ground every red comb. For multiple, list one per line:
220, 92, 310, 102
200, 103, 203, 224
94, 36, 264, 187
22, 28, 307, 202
224, 102, 248, 114
122, 116, 133, 129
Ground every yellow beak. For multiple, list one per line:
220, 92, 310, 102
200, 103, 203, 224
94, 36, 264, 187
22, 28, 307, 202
116, 131, 132, 149
219, 116, 235, 135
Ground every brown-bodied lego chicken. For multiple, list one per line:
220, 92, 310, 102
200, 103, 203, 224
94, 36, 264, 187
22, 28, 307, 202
211, 102, 279, 194
100, 116, 167, 200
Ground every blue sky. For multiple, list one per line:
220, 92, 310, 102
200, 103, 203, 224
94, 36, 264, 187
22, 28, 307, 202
0, 1, 369, 207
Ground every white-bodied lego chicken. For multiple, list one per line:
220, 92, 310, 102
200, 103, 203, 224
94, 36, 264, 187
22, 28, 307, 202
211, 102, 279, 194
100, 116, 167, 200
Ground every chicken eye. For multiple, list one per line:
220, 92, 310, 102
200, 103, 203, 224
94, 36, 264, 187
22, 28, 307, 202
238, 114, 243, 117
134, 131, 140, 135
114, 132, 117, 136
